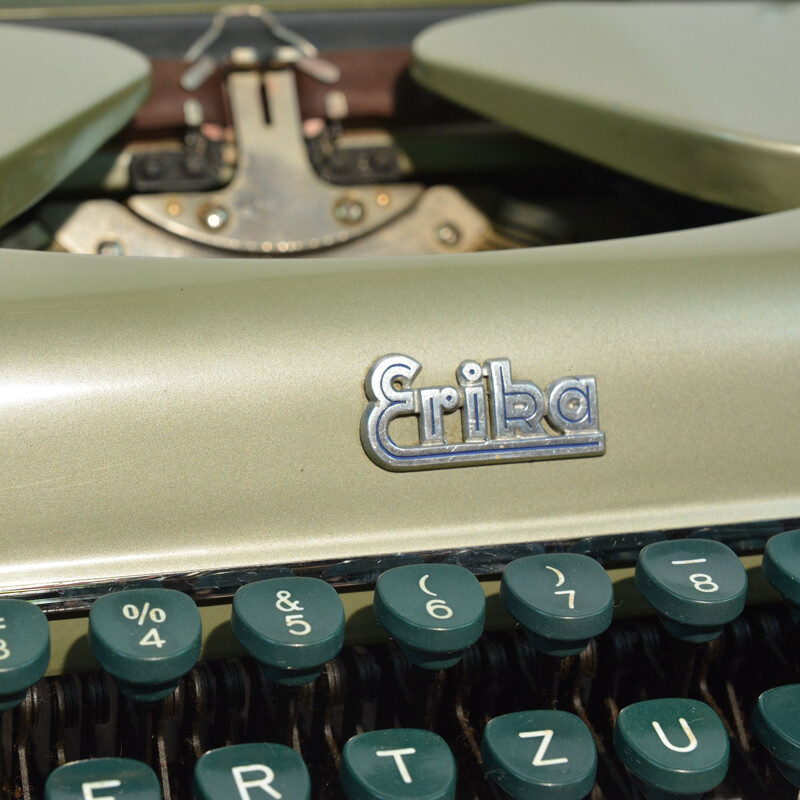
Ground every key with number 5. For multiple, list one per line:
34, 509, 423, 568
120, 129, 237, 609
232, 577, 345, 686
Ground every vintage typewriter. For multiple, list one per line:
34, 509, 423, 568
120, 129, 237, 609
1, 1, 800, 798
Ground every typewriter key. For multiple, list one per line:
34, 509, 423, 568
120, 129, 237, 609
481, 710, 597, 800
373, 564, 485, 669
194, 743, 311, 800
614, 698, 729, 800
89, 588, 202, 702
635, 539, 747, 642
340, 729, 456, 800
231, 577, 345, 686
501, 553, 613, 657
762, 530, 800, 617
45, 758, 161, 800
753, 684, 800, 786
0, 599, 50, 711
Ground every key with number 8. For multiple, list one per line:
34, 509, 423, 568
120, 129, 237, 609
635, 539, 747, 642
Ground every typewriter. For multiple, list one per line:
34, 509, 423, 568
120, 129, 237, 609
1, 1, 800, 798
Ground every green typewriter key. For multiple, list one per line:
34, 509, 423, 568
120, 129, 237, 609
614, 699, 729, 800
0, 600, 50, 711
373, 564, 485, 669
232, 577, 345, 686
194, 743, 311, 800
340, 729, 456, 800
45, 758, 161, 800
761, 530, 800, 618
482, 710, 597, 800
635, 539, 747, 642
753, 684, 800, 786
89, 589, 202, 702
501, 554, 613, 657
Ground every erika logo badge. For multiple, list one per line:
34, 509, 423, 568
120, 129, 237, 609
361, 355, 605, 471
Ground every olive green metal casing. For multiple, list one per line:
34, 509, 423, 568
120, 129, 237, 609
412, 3, 800, 213
0, 25, 150, 227
1, 211, 799, 595
0, 4, 799, 675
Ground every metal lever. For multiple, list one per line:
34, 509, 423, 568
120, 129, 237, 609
128, 69, 423, 254
182, 4, 341, 88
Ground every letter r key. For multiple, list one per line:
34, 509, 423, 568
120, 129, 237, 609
194, 743, 311, 800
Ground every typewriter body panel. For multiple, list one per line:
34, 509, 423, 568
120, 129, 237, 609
1, 3, 800, 799
2, 219, 800, 596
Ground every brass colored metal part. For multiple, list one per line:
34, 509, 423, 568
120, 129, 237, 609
128, 70, 423, 252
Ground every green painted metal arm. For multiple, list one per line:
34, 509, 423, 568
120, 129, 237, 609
412, 2, 800, 213
0, 23, 150, 227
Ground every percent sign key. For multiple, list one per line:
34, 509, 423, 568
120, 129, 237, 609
89, 589, 202, 702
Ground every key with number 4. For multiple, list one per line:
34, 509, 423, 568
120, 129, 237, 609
89, 588, 202, 702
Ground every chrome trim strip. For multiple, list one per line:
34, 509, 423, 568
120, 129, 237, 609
5, 518, 797, 617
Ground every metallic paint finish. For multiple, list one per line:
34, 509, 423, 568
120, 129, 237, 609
1, 210, 799, 592
0, 24, 150, 227
412, 3, 800, 213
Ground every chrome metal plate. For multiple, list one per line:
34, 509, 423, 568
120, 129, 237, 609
361, 355, 605, 471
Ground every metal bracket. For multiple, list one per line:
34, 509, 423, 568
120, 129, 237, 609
127, 70, 423, 254
42, 187, 491, 259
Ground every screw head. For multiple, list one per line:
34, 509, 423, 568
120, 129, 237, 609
198, 204, 229, 230
435, 223, 461, 247
140, 154, 165, 179
333, 196, 365, 225
96, 241, 124, 256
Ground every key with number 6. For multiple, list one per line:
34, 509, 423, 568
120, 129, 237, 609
373, 564, 485, 669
